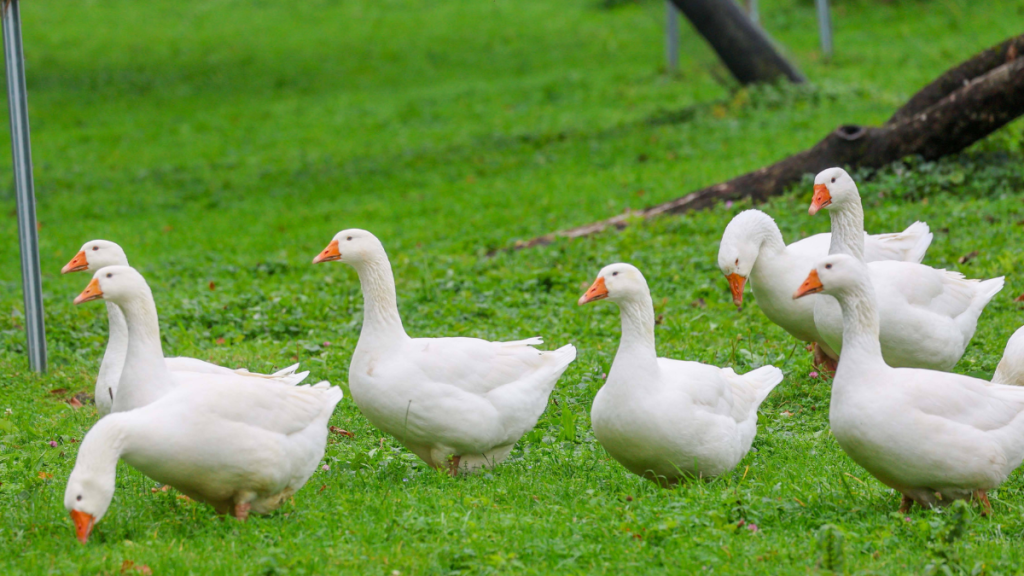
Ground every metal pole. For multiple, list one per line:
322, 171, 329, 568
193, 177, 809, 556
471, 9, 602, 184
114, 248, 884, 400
665, 1, 680, 72
747, 0, 759, 25
3, 0, 46, 372
815, 0, 833, 59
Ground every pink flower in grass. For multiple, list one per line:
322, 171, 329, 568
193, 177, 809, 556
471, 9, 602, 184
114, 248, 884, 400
809, 371, 819, 379
49, 441, 58, 448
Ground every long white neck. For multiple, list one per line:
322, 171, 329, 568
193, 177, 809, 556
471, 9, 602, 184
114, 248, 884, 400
95, 302, 128, 413
827, 200, 866, 261
609, 292, 659, 382
352, 255, 408, 345
746, 214, 788, 258
833, 283, 886, 373
113, 288, 174, 412
69, 415, 129, 517
75, 415, 128, 477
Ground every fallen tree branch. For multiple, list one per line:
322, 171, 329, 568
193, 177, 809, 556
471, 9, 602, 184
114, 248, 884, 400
888, 35, 1023, 125
513, 35, 1024, 251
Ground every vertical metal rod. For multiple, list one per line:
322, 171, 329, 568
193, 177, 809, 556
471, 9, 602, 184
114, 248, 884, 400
747, 0, 759, 25
3, 0, 46, 372
815, 0, 834, 59
665, 1, 680, 72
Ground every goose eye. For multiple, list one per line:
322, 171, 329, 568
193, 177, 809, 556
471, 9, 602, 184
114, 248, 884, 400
825, 264, 832, 270
831, 177, 836, 183
612, 271, 618, 276
92, 246, 99, 251
346, 236, 353, 241
106, 273, 113, 278
76, 495, 82, 501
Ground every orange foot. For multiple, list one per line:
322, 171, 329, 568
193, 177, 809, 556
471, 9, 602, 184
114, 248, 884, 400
974, 489, 992, 516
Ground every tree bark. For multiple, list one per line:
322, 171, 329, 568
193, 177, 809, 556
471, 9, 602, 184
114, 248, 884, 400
887, 35, 1024, 125
670, 0, 805, 85
512, 36, 1024, 251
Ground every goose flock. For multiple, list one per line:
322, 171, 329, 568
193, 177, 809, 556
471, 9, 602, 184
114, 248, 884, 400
59, 167, 1022, 543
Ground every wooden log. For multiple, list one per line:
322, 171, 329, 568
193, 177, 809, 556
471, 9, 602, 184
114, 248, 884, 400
512, 37, 1024, 251
669, 0, 805, 85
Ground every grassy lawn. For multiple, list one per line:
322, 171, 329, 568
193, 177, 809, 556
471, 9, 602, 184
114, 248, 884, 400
2, 0, 1024, 573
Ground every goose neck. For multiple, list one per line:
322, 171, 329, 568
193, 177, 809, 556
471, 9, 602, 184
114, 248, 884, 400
828, 202, 866, 261
98, 302, 129, 383
76, 415, 128, 479
834, 284, 886, 370
612, 293, 658, 366
114, 288, 174, 410
750, 216, 788, 257
353, 257, 407, 343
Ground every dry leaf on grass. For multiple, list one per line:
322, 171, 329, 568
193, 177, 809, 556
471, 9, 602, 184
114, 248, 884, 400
121, 560, 152, 575
329, 426, 354, 438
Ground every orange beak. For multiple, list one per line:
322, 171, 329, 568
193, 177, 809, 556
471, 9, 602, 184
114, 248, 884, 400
726, 273, 746, 308
312, 240, 341, 264
62, 251, 89, 274
74, 278, 104, 305
809, 184, 832, 215
793, 269, 825, 299
578, 277, 609, 305
70, 509, 95, 543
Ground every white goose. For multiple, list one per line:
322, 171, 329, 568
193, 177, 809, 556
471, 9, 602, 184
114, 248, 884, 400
809, 168, 1003, 370
62, 240, 307, 415
65, 266, 342, 543
312, 229, 576, 474
718, 209, 932, 367
993, 326, 1024, 386
579, 263, 782, 485
794, 254, 1024, 513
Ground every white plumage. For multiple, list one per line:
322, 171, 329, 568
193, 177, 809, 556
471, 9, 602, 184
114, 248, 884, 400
809, 168, 1002, 370
993, 326, 1024, 386
580, 263, 782, 485
62, 240, 308, 415
64, 266, 342, 542
795, 254, 1024, 512
717, 209, 932, 363
313, 229, 575, 473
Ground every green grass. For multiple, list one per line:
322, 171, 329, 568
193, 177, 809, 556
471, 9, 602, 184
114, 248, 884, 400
2, 0, 1024, 573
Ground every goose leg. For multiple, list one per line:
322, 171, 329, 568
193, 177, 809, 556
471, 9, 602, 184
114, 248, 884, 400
233, 502, 251, 521
812, 343, 838, 375
898, 495, 914, 514
974, 490, 992, 516
448, 455, 461, 477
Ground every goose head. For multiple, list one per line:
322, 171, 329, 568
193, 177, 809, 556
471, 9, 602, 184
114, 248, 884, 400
64, 462, 115, 543
717, 210, 773, 308
792, 254, 868, 300
578, 263, 649, 306
810, 167, 859, 216
312, 229, 387, 266
73, 266, 150, 307
61, 240, 129, 274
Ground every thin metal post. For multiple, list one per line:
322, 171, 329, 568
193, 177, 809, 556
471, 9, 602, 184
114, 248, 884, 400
3, 0, 46, 372
665, 1, 680, 72
815, 0, 833, 59
747, 0, 759, 25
